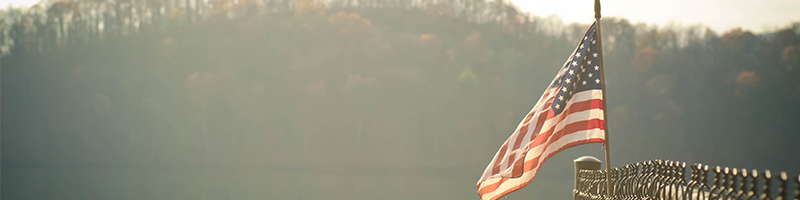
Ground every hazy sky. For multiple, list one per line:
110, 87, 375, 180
0, 0, 35, 8
510, 0, 800, 33
2, 0, 799, 33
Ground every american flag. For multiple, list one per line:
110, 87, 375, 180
476, 22, 606, 200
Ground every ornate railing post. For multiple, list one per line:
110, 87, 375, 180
749, 169, 760, 199
570, 159, 796, 200
575, 156, 602, 200
762, 170, 773, 200
794, 175, 800, 200
778, 172, 788, 200
736, 169, 749, 200
726, 168, 739, 199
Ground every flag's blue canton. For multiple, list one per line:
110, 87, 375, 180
550, 22, 601, 115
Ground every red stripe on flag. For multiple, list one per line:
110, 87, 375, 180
480, 138, 606, 200
477, 137, 605, 197
493, 99, 601, 183
477, 118, 604, 194
528, 99, 603, 149
506, 117, 604, 178
531, 115, 604, 148
508, 111, 537, 167
507, 92, 558, 167
490, 140, 510, 175
528, 109, 550, 146
525, 120, 604, 171
506, 109, 550, 172
545, 99, 603, 121
495, 89, 556, 174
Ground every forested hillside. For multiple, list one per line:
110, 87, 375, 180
2, 0, 799, 199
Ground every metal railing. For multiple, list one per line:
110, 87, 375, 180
573, 156, 800, 200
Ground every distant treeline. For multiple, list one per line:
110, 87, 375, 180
2, 0, 800, 199
0, 0, 543, 54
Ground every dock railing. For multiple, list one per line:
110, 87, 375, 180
573, 156, 800, 200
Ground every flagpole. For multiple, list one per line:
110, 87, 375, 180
594, 0, 612, 198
